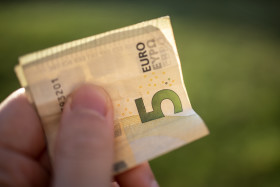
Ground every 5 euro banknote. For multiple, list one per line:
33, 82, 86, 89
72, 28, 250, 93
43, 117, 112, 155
15, 16, 209, 174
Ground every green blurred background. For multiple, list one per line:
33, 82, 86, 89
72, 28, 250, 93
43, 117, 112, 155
0, 0, 279, 186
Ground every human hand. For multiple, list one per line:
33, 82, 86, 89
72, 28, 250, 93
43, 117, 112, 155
0, 84, 159, 187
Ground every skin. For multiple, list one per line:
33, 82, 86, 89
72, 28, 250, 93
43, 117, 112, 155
0, 84, 159, 187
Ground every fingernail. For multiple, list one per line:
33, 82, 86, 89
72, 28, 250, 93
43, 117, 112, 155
151, 180, 159, 187
112, 182, 120, 187
69, 84, 109, 116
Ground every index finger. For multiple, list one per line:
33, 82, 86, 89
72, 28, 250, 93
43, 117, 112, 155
0, 88, 45, 158
115, 162, 159, 187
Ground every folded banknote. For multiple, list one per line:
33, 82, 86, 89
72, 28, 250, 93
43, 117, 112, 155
15, 16, 209, 174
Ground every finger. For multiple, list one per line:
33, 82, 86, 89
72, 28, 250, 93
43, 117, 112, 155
0, 88, 45, 158
53, 84, 114, 187
115, 162, 159, 187
38, 148, 52, 176
0, 148, 49, 187
112, 181, 120, 187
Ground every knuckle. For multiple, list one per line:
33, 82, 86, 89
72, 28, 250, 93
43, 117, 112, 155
0, 149, 30, 187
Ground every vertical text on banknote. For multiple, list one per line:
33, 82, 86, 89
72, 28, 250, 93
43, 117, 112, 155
136, 38, 163, 73
51, 78, 66, 111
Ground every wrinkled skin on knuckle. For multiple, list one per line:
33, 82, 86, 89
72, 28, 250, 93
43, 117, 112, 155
0, 149, 31, 187
0, 148, 49, 187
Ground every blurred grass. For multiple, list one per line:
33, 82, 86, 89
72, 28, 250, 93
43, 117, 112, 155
0, 1, 280, 186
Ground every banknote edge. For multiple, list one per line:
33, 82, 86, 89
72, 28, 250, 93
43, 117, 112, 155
18, 16, 171, 66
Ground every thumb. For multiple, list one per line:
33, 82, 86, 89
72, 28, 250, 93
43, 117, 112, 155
53, 84, 114, 187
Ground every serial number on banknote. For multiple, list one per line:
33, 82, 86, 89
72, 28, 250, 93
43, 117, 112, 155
51, 78, 66, 111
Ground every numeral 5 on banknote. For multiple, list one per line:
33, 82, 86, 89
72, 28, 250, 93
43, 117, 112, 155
135, 89, 182, 123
